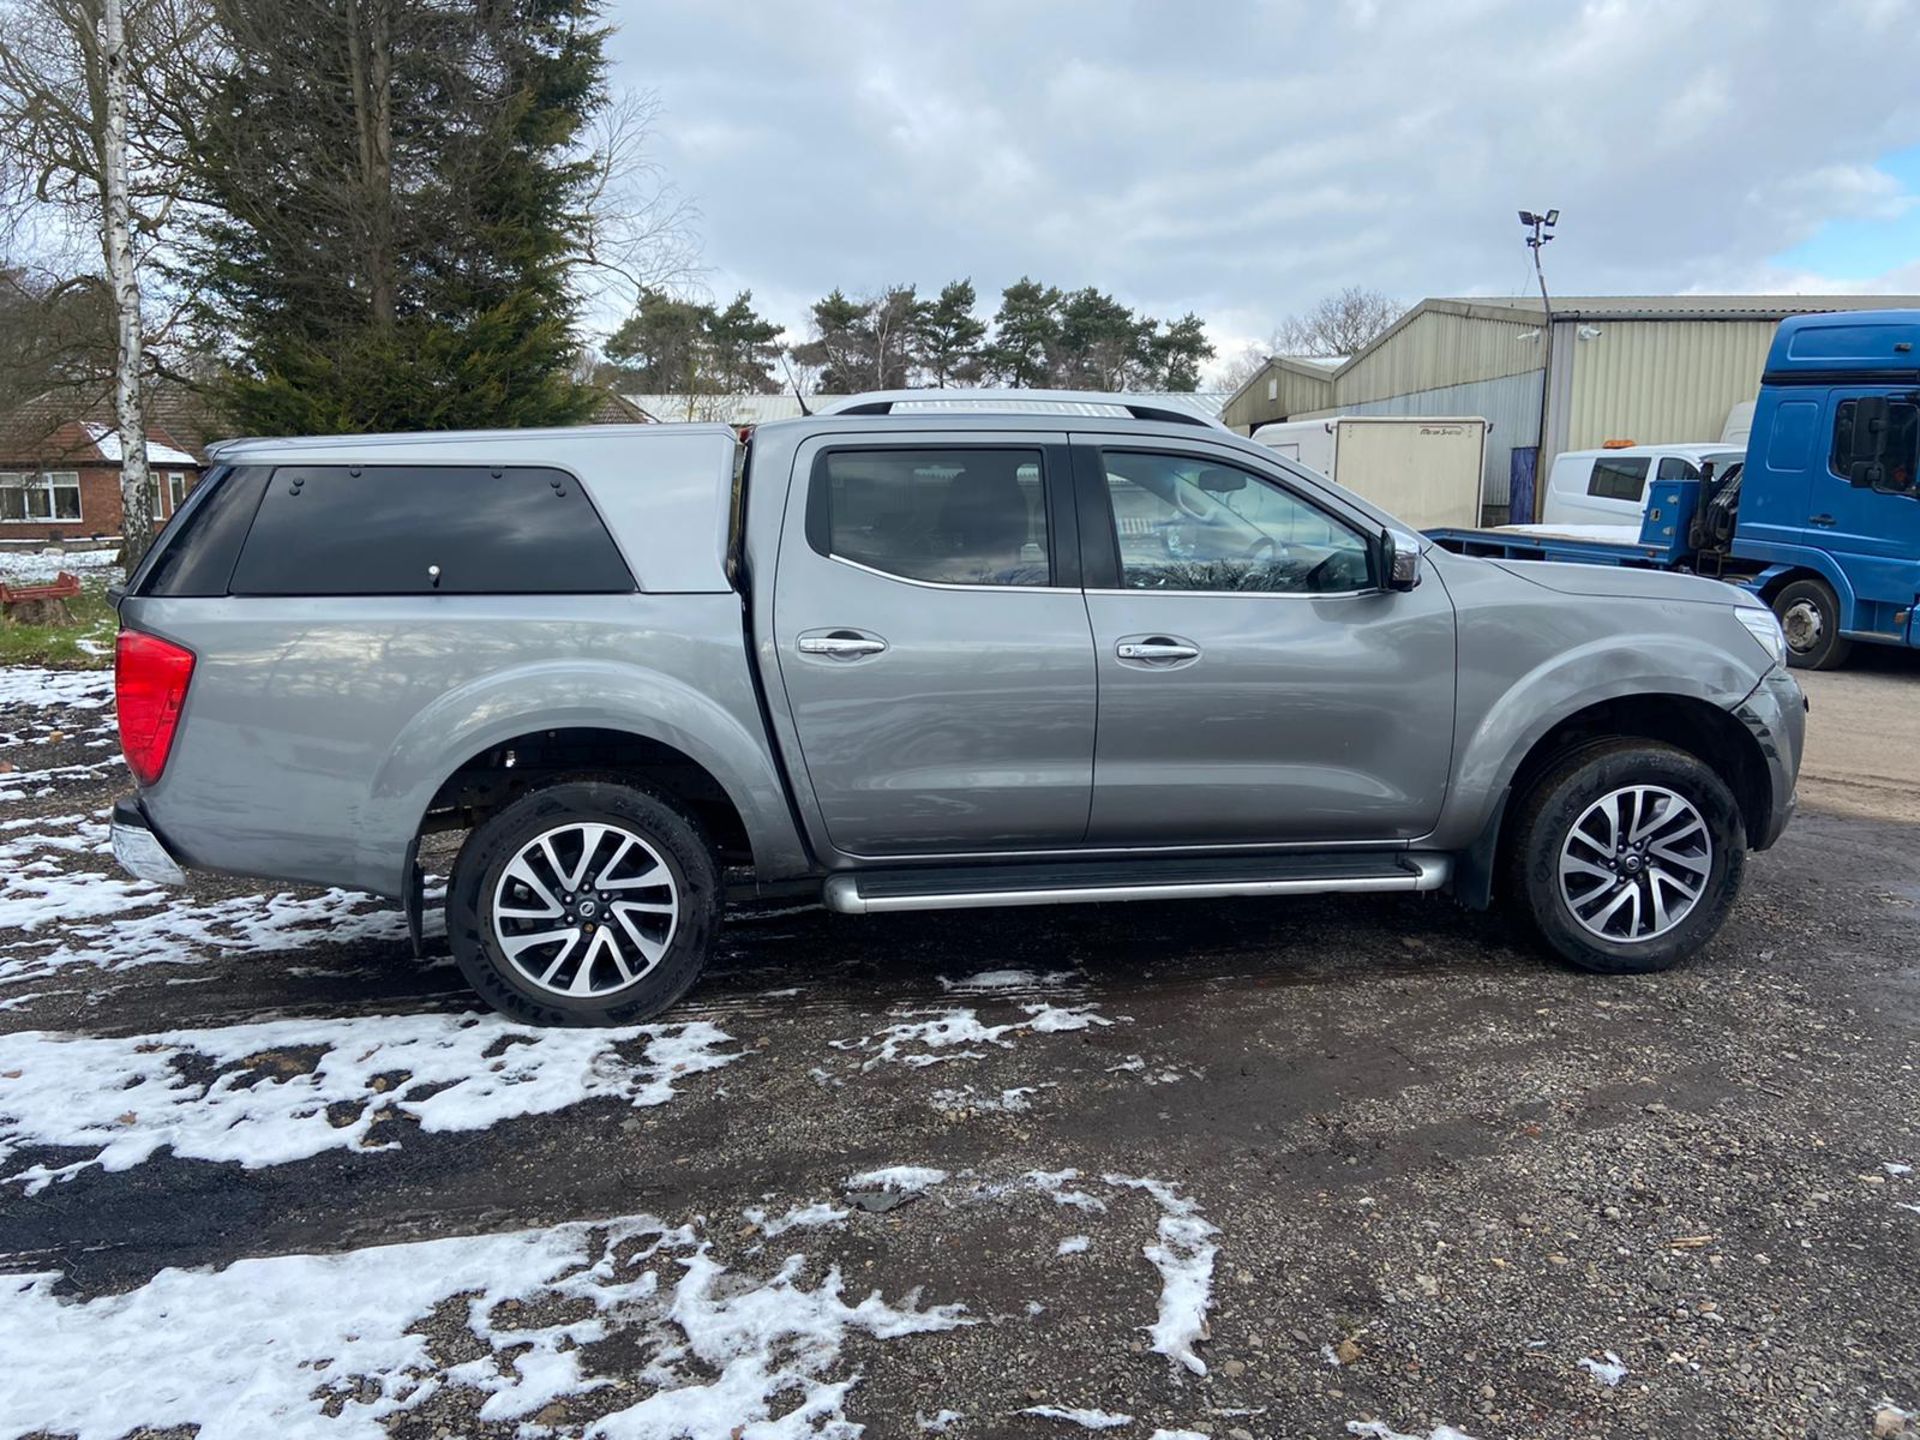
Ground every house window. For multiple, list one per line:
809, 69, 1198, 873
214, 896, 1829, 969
149, 470, 189, 515
0, 471, 82, 522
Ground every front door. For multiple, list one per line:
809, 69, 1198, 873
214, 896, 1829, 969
1817, 390, 1920, 628
772, 435, 1097, 857
1073, 438, 1457, 844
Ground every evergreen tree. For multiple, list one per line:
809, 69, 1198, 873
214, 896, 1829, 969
1054, 286, 1152, 390
1151, 313, 1215, 391
914, 279, 986, 387
189, 0, 612, 434
604, 289, 716, 394
985, 277, 1060, 388
792, 286, 916, 392
705, 291, 784, 395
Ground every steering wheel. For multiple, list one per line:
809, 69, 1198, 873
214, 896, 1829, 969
1241, 535, 1280, 563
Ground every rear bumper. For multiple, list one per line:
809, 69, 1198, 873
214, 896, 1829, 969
1735, 665, 1807, 851
111, 794, 188, 886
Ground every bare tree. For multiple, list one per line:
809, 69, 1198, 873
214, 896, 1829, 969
0, 0, 210, 564
1274, 285, 1402, 360
1213, 341, 1273, 396
571, 89, 702, 328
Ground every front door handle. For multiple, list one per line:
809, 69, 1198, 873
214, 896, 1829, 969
1117, 640, 1201, 661
1808, 513, 1836, 527
799, 632, 888, 659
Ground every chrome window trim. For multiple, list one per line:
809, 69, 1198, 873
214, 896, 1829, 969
826, 552, 1079, 595
1082, 584, 1378, 601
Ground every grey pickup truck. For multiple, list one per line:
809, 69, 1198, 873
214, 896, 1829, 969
110, 390, 1806, 1025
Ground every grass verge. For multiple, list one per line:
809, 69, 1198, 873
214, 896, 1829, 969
0, 580, 117, 668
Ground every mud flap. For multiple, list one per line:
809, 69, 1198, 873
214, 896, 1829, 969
402, 837, 425, 959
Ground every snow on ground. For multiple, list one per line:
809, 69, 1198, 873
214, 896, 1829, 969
0, 665, 114, 709
1107, 1175, 1219, 1377
930, 1083, 1046, 1114
1149, 1430, 1211, 1440
1579, 1351, 1629, 1386
0, 876, 409, 987
744, 1200, 850, 1238
1019, 1403, 1134, 1428
1347, 1422, 1482, 1440
846, 1164, 950, 1192
0, 1011, 740, 1191
938, 967, 1079, 994
1057, 1235, 1091, 1255
834, 1001, 1116, 1070
0, 547, 120, 582
0, 1212, 970, 1440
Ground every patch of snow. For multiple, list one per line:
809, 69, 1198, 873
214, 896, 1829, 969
845, 1164, 949, 1192
0, 1212, 968, 1440
1150, 1430, 1212, 1440
1020, 1405, 1134, 1429
919, 1410, 964, 1432
1322, 1343, 1344, 1366
0, 882, 409, 987
1885, 1162, 1913, 1177
1347, 1424, 1482, 1440
0, 667, 115, 710
0, 548, 120, 584
1107, 1174, 1218, 1376
1027, 1167, 1109, 1212
938, 968, 1077, 993
834, 1002, 1118, 1070
1579, 1351, 1629, 1387
744, 1201, 850, 1238
1896, 1202, 1920, 1215
931, 1083, 1045, 1115
0, 1012, 740, 1191
1057, 1235, 1091, 1256
81, 422, 198, 467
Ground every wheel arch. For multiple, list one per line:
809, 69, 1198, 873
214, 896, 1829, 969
1453, 690, 1774, 910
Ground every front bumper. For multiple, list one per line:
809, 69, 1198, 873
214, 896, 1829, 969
1734, 665, 1807, 851
111, 795, 187, 886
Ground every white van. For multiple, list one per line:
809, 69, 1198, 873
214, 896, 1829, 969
1540, 443, 1745, 528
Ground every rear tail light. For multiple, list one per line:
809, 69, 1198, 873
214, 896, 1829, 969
116, 630, 195, 786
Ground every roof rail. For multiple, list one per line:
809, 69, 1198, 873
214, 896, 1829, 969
813, 388, 1227, 430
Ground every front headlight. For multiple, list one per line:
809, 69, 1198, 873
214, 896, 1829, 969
1735, 606, 1787, 666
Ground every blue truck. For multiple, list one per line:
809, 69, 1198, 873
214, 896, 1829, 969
1429, 308, 1920, 669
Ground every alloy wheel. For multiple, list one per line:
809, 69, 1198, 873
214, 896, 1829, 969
1557, 785, 1712, 944
490, 821, 679, 997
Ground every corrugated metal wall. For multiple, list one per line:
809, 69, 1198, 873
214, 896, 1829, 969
1565, 319, 1773, 451
1222, 362, 1335, 432
1338, 307, 1544, 405
1298, 370, 1540, 508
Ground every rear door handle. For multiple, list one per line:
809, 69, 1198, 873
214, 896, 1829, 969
1808, 514, 1836, 527
1117, 640, 1200, 661
799, 631, 888, 659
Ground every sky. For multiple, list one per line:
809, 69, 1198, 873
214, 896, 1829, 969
601, 0, 1920, 381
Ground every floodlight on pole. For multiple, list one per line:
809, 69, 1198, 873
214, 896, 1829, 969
1519, 207, 1559, 520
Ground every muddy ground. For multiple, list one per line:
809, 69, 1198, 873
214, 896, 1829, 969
0, 660, 1916, 1440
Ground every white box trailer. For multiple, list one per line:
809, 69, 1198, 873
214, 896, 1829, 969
1251, 415, 1489, 529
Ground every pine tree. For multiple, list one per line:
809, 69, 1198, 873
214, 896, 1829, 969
985, 277, 1060, 389
914, 279, 986, 387
189, 0, 612, 434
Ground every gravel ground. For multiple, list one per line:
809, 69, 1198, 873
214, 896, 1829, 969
0, 662, 1916, 1440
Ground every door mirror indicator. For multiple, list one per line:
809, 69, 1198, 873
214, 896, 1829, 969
1379, 527, 1421, 592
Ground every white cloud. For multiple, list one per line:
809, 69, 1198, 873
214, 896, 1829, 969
607, 0, 1920, 340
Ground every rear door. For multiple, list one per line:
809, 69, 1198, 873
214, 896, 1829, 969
1073, 436, 1456, 844
770, 433, 1097, 856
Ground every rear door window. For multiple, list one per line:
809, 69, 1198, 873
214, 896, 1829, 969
1587, 456, 1650, 503
809, 447, 1050, 586
228, 465, 633, 595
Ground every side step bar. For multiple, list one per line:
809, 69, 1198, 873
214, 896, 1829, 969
823, 853, 1452, 915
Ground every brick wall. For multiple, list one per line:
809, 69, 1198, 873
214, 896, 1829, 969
0, 462, 200, 544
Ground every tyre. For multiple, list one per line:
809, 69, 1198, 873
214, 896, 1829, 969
1771, 577, 1852, 670
447, 779, 721, 1026
1504, 740, 1745, 976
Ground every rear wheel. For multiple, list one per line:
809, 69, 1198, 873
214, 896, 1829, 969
448, 780, 720, 1026
1505, 741, 1745, 975
1772, 576, 1852, 670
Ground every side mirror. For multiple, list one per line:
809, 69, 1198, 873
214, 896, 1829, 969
1847, 396, 1891, 488
1379, 526, 1421, 592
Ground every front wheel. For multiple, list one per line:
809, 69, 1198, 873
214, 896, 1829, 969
447, 780, 721, 1026
1772, 576, 1852, 670
1505, 741, 1745, 975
